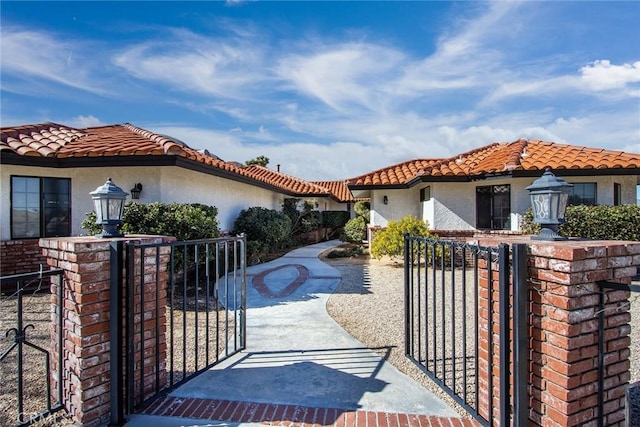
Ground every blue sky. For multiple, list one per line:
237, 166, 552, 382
2, 1, 639, 181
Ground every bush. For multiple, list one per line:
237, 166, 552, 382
354, 201, 370, 219
371, 216, 436, 260
343, 216, 367, 242
322, 211, 350, 228
520, 204, 640, 241
282, 198, 321, 234
232, 207, 292, 248
326, 245, 366, 258
81, 202, 219, 240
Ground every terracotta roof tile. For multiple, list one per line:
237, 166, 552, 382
348, 139, 640, 187
244, 165, 330, 196
311, 181, 354, 202
1, 122, 337, 198
0, 123, 85, 157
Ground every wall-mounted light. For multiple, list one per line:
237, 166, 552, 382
90, 178, 128, 238
130, 183, 143, 200
526, 169, 573, 241
383, 195, 388, 205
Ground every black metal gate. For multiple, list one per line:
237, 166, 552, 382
110, 235, 247, 424
0, 268, 65, 427
404, 236, 528, 426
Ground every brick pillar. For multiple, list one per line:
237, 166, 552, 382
40, 235, 173, 426
475, 237, 638, 427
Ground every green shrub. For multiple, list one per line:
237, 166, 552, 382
520, 204, 640, 241
371, 216, 436, 260
282, 198, 321, 234
233, 207, 292, 247
326, 245, 366, 258
343, 216, 367, 242
354, 201, 370, 219
322, 211, 350, 228
81, 202, 219, 240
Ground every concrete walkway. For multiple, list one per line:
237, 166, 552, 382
126, 240, 470, 426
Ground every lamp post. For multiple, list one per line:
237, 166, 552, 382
90, 178, 128, 238
526, 169, 573, 241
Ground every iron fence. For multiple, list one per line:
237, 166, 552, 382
110, 235, 247, 424
404, 235, 527, 427
0, 268, 65, 427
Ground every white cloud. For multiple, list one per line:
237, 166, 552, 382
276, 43, 404, 113
580, 60, 640, 93
68, 115, 105, 128
112, 29, 268, 100
0, 27, 112, 96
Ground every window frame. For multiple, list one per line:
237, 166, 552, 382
420, 186, 431, 202
613, 183, 621, 206
476, 184, 511, 230
568, 182, 597, 206
10, 175, 72, 240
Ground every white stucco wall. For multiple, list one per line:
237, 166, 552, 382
367, 175, 638, 232
1, 165, 287, 240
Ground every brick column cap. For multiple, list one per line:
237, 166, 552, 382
39, 235, 177, 251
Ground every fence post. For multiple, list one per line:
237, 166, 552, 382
109, 241, 124, 426
39, 235, 172, 426
404, 234, 411, 356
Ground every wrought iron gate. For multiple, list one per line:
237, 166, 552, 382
404, 235, 528, 426
110, 235, 247, 423
0, 268, 65, 426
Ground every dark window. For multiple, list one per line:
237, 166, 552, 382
476, 184, 511, 230
613, 183, 621, 206
568, 183, 597, 206
11, 176, 71, 239
420, 186, 431, 202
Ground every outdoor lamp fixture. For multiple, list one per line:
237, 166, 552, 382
130, 183, 143, 200
383, 195, 389, 205
90, 178, 128, 238
526, 168, 573, 241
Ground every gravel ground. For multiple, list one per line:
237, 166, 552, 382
324, 251, 640, 424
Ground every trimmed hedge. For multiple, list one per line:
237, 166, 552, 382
521, 204, 640, 241
81, 202, 219, 240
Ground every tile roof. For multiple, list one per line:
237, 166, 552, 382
347, 139, 640, 187
0, 122, 344, 199
311, 181, 354, 202
244, 165, 332, 196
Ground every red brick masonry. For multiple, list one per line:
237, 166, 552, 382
144, 396, 482, 427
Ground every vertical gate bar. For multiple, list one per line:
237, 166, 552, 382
424, 240, 429, 371
598, 287, 605, 427
233, 239, 239, 351
194, 244, 200, 370
215, 242, 220, 361
462, 247, 468, 404
512, 243, 528, 427
205, 242, 211, 366
440, 242, 446, 385
473, 249, 480, 415
239, 235, 247, 350
182, 244, 187, 378
498, 243, 510, 427
404, 234, 411, 356
224, 241, 230, 356
487, 249, 494, 426
169, 246, 176, 386
109, 241, 124, 426
17, 287, 24, 422
450, 244, 456, 394
57, 271, 63, 415
432, 242, 437, 377
416, 238, 421, 363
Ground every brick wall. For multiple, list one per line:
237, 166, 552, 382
475, 236, 639, 427
40, 235, 173, 426
0, 239, 48, 275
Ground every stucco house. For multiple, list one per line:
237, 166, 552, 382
346, 139, 640, 238
0, 122, 353, 274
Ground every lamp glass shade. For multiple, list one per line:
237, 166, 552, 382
90, 178, 128, 237
526, 169, 573, 241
